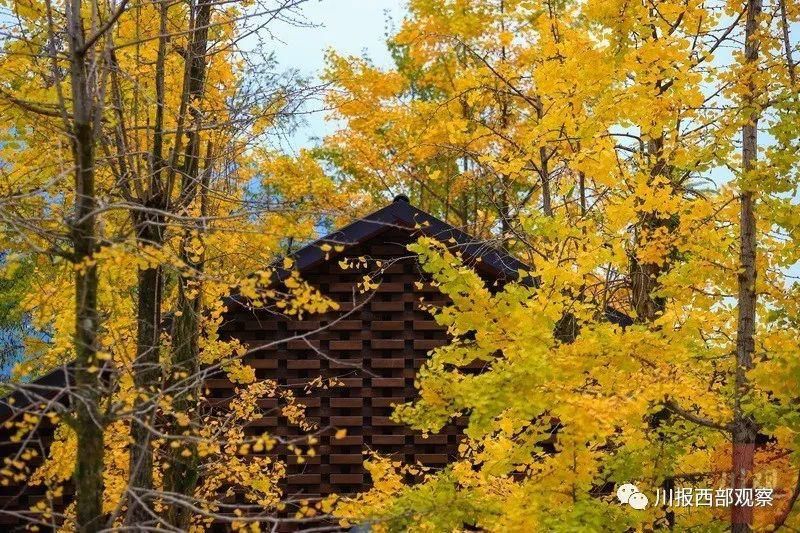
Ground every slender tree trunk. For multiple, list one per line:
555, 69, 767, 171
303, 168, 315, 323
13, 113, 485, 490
732, 1, 761, 531
67, 0, 105, 529
533, 94, 553, 218
779, 0, 796, 87
72, 123, 104, 533
630, 134, 670, 323
162, 0, 212, 526
126, 223, 164, 525
163, 155, 211, 528
173, 0, 212, 206
125, 0, 169, 522
163, 252, 203, 529
539, 145, 553, 217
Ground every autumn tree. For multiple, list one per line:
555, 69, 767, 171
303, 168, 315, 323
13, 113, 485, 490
0, 0, 356, 529
284, 0, 737, 316
324, 0, 800, 531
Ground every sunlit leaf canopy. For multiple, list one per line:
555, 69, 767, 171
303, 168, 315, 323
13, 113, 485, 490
0, 0, 798, 530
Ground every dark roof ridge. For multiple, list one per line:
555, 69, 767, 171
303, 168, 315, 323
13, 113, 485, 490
281, 198, 530, 283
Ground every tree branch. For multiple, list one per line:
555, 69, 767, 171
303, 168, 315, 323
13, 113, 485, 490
79, 0, 130, 54
663, 399, 730, 431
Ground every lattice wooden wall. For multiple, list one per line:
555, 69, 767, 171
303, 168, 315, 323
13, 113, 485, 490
216, 227, 468, 500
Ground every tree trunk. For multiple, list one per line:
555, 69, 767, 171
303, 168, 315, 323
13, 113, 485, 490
72, 126, 104, 532
163, 266, 202, 529
125, 0, 169, 522
630, 135, 670, 323
126, 222, 164, 525
732, 0, 761, 531
68, 0, 105, 529
162, 0, 212, 526
539, 145, 553, 218
533, 95, 553, 218
163, 159, 211, 528
629, 242, 666, 323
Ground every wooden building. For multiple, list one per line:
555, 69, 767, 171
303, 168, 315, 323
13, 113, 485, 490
0, 196, 529, 529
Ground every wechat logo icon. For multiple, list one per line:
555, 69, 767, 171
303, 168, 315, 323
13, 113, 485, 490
617, 483, 649, 510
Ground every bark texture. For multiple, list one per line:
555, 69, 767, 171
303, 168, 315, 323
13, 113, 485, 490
68, 0, 105, 529
161, 0, 213, 526
732, 0, 761, 530
124, 0, 168, 522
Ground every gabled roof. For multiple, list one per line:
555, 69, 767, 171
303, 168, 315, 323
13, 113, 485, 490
278, 195, 631, 327
280, 195, 529, 282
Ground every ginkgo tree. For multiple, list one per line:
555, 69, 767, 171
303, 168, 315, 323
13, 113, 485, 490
0, 0, 360, 529
290, 0, 737, 317
327, 0, 800, 532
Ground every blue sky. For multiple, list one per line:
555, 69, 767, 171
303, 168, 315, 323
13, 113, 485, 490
268, 0, 406, 150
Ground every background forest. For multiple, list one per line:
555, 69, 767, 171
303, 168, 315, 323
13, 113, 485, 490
0, 0, 799, 531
